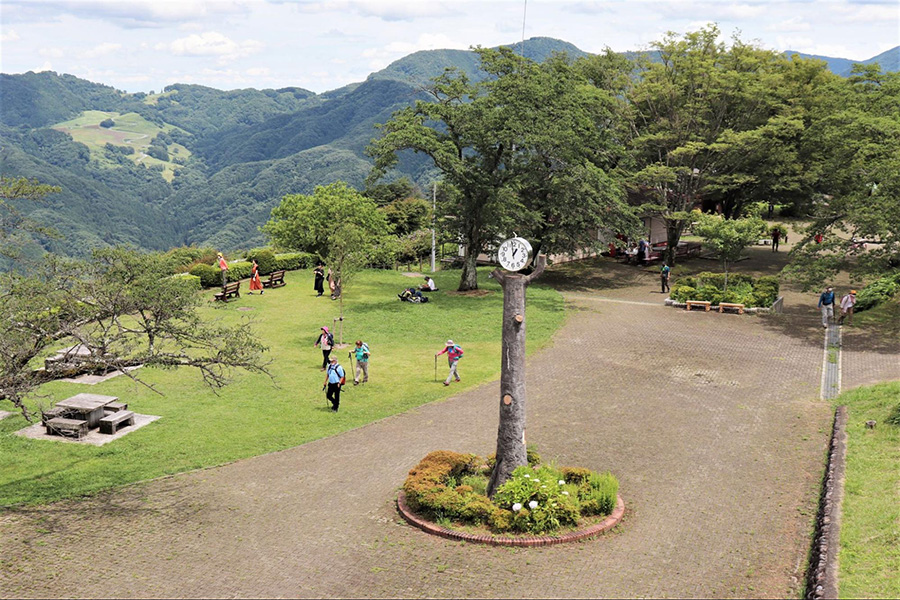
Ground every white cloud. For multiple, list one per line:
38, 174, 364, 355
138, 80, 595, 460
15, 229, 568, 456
34, 61, 54, 72
362, 32, 468, 70
39, 47, 66, 58
834, 3, 900, 24
82, 42, 122, 58
295, 1, 453, 22
245, 67, 270, 76
1, 28, 21, 42
766, 16, 811, 33
4, 0, 253, 28
158, 31, 264, 63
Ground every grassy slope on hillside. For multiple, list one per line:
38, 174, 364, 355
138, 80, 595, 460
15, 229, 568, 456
834, 381, 900, 599
0, 268, 565, 506
53, 110, 190, 181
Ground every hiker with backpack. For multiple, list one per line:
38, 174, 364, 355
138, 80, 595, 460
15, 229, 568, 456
436, 339, 463, 386
323, 355, 346, 412
314, 326, 335, 370
352, 339, 370, 385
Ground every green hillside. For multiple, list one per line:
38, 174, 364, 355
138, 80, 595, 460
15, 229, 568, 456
53, 110, 191, 182
0, 38, 896, 260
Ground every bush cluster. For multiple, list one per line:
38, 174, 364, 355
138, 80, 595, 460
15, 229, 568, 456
403, 450, 619, 535
244, 248, 276, 275
670, 272, 779, 307
854, 271, 900, 312
273, 252, 317, 271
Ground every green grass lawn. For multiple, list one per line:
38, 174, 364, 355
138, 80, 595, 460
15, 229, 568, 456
833, 381, 900, 599
0, 268, 565, 507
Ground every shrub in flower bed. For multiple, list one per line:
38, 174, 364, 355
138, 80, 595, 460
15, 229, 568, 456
403, 450, 619, 535
670, 272, 779, 307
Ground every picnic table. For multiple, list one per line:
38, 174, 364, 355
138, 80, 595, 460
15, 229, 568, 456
55, 393, 119, 428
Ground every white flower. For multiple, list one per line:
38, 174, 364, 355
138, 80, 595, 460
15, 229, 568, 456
512, 503, 522, 512
523, 474, 530, 479
558, 480, 565, 485
528, 500, 538, 509
562, 491, 569, 496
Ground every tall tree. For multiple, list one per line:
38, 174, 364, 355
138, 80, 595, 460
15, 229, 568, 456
622, 26, 812, 266
263, 182, 390, 331
368, 47, 634, 290
786, 66, 900, 288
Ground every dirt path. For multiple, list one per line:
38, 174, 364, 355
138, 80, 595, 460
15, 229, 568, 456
2, 256, 892, 598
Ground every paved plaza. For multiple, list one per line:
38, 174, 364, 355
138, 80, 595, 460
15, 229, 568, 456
1, 258, 897, 599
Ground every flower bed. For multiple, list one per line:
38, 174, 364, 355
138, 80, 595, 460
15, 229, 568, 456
399, 450, 623, 543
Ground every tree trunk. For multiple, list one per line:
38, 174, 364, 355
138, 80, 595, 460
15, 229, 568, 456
458, 245, 479, 291
665, 221, 681, 267
486, 256, 546, 497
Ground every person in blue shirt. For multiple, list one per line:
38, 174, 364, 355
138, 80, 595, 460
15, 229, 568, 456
323, 356, 345, 412
352, 340, 370, 385
660, 264, 671, 294
818, 286, 835, 328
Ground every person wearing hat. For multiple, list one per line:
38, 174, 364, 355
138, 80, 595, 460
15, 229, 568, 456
323, 356, 346, 412
216, 252, 228, 288
314, 326, 335, 370
435, 339, 464, 386
839, 290, 857, 326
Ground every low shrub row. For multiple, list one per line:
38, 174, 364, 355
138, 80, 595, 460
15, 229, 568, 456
403, 450, 619, 535
187, 251, 318, 288
854, 271, 900, 312
670, 272, 779, 307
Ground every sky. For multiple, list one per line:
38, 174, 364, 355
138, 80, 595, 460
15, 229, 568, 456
1, 0, 898, 94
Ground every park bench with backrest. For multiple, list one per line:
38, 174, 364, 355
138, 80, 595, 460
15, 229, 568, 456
214, 281, 241, 302
99, 410, 135, 435
685, 300, 712, 312
718, 302, 745, 314
262, 270, 286, 288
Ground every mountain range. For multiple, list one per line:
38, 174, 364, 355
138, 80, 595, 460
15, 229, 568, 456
0, 37, 896, 258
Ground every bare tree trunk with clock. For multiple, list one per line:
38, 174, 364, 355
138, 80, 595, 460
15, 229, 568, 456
486, 253, 547, 498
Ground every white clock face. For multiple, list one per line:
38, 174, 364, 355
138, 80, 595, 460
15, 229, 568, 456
498, 238, 532, 272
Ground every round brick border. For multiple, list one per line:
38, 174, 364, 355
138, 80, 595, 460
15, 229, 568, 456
396, 491, 625, 547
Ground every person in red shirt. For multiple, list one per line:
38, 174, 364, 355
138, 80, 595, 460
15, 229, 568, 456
217, 252, 228, 288
436, 340, 464, 386
249, 259, 264, 294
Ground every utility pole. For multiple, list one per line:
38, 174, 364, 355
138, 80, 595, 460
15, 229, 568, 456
431, 182, 437, 273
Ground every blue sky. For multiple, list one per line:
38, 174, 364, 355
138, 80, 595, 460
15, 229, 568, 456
1, 0, 897, 94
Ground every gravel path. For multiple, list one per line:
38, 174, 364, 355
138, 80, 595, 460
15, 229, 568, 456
2, 257, 893, 599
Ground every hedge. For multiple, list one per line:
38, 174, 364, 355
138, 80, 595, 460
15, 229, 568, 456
670, 272, 779, 307
855, 271, 900, 312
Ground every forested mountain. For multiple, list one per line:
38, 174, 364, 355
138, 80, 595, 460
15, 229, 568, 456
0, 38, 895, 258
785, 46, 899, 76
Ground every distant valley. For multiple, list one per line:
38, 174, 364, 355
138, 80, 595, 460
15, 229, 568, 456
0, 37, 896, 258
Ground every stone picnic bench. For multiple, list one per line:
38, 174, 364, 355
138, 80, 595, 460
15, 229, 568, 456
685, 300, 712, 312
214, 281, 241, 302
262, 269, 286, 289
42, 393, 134, 439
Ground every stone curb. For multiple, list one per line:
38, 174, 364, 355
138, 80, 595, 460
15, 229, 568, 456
396, 490, 625, 547
806, 405, 848, 599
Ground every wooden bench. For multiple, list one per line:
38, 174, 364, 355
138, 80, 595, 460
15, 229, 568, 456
685, 300, 712, 312
99, 410, 135, 435
262, 270, 286, 288
214, 281, 241, 302
46, 417, 88, 439
719, 302, 745, 314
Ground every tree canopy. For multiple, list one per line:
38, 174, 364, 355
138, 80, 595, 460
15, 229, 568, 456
368, 46, 636, 290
